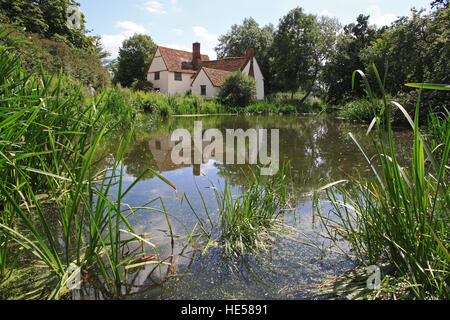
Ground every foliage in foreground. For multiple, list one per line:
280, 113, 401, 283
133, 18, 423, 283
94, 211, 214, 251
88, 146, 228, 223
0, 29, 185, 299
189, 164, 293, 259
315, 67, 449, 299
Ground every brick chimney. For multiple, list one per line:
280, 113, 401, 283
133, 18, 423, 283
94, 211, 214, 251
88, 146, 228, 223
192, 42, 202, 69
247, 48, 255, 59
247, 48, 255, 78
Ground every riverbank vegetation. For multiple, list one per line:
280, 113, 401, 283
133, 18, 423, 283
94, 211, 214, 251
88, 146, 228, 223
0, 0, 449, 300
314, 67, 449, 299
0, 28, 189, 299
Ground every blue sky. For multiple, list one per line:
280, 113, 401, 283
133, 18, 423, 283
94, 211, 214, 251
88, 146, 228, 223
77, 0, 432, 60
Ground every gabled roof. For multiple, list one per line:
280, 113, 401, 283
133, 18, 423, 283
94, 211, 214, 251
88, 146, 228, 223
191, 57, 252, 87
156, 46, 210, 74
201, 57, 249, 72
201, 67, 233, 87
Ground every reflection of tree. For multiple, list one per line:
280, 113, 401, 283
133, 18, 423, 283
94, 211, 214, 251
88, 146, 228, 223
123, 139, 158, 179
99, 115, 413, 198
215, 116, 413, 201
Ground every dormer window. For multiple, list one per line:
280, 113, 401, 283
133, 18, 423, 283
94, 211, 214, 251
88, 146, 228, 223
174, 72, 182, 81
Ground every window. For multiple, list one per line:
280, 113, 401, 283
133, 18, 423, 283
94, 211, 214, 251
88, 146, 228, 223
200, 85, 206, 96
154, 72, 160, 80
174, 72, 182, 81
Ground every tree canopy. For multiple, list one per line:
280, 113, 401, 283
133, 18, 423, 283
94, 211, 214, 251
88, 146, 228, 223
218, 71, 256, 108
272, 7, 340, 101
215, 18, 275, 94
0, 0, 96, 51
114, 34, 157, 88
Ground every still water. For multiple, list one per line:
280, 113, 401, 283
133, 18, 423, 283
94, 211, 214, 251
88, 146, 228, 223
89, 115, 412, 300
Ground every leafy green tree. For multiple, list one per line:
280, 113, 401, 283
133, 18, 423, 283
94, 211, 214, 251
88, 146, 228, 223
322, 14, 379, 103
272, 7, 339, 101
360, 6, 449, 117
114, 34, 157, 88
215, 18, 275, 93
218, 71, 256, 108
0, 0, 95, 50
4, 28, 110, 88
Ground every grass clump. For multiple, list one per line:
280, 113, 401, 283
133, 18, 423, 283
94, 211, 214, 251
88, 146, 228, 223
212, 164, 292, 258
314, 66, 449, 299
0, 27, 182, 299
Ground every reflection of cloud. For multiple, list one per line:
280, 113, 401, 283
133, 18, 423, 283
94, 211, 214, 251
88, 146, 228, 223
367, 5, 397, 27
124, 172, 137, 183
201, 160, 217, 174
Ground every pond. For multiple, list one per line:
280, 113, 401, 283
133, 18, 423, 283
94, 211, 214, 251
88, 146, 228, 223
88, 114, 413, 300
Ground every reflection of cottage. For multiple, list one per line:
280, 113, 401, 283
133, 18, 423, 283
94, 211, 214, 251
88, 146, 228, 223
148, 133, 182, 173
147, 133, 227, 175
147, 43, 264, 100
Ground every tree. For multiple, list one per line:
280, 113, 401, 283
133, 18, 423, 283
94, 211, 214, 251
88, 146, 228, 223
431, 0, 449, 9
114, 34, 157, 88
0, 0, 95, 51
360, 7, 450, 117
322, 14, 379, 103
215, 18, 275, 93
272, 7, 339, 101
218, 72, 256, 108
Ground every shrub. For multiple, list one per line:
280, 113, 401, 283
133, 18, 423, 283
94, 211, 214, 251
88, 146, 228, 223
315, 67, 450, 299
218, 71, 256, 108
340, 98, 391, 123
131, 79, 153, 92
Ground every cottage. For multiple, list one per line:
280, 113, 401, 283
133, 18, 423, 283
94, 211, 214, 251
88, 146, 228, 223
146, 43, 264, 100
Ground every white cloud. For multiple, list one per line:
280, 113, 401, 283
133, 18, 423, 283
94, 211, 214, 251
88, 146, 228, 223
101, 34, 127, 58
193, 26, 217, 43
320, 9, 331, 17
171, 28, 184, 36
144, 1, 167, 14
193, 26, 218, 59
367, 5, 397, 27
116, 21, 148, 36
100, 21, 148, 58
160, 43, 191, 52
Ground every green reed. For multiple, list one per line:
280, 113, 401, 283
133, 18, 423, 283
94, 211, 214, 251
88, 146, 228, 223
314, 65, 449, 299
0, 27, 180, 298
212, 163, 292, 257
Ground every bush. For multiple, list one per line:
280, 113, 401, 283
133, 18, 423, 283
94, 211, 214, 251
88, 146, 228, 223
131, 79, 153, 92
6, 30, 111, 89
218, 71, 256, 108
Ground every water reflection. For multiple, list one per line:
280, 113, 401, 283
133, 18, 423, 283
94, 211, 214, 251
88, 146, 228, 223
120, 115, 412, 192
93, 115, 413, 300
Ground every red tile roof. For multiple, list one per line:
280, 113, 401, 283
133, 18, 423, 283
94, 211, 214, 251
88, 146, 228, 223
201, 57, 249, 72
202, 67, 233, 87
191, 57, 253, 87
157, 46, 210, 73
151, 45, 256, 88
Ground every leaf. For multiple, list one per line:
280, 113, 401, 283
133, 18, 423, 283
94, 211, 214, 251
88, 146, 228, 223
405, 83, 450, 91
